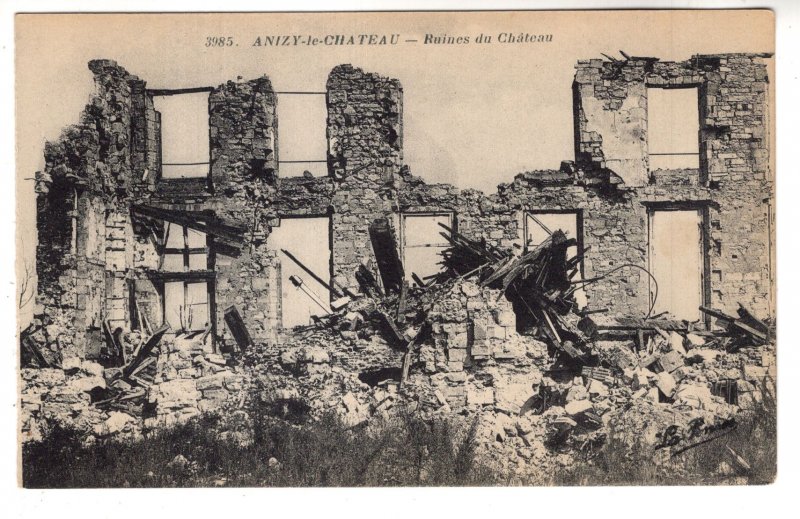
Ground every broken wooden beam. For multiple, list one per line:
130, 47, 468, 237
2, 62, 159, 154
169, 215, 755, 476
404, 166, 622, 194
103, 320, 126, 367
281, 248, 344, 299
368, 218, 405, 294
21, 334, 49, 368
131, 204, 245, 245
396, 282, 408, 324
224, 305, 254, 353
122, 324, 169, 378
700, 305, 769, 343
578, 315, 690, 338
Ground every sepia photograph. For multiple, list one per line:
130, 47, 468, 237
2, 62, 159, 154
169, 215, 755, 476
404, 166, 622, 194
14, 8, 778, 489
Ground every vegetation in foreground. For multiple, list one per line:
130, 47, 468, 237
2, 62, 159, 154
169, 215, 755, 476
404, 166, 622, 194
23, 404, 490, 488
555, 381, 777, 486
23, 387, 776, 487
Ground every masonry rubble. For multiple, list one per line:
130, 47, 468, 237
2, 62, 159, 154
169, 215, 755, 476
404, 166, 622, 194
21, 52, 776, 474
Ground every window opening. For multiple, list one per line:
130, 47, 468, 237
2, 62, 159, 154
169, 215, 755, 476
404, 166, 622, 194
401, 213, 453, 284
647, 87, 700, 170
153, 91, 211, 178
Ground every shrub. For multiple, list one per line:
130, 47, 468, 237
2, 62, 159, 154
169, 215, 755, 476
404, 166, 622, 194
22, 407, 489, 487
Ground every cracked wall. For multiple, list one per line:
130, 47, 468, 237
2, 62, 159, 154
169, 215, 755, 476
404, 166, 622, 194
30, 53, 773, 366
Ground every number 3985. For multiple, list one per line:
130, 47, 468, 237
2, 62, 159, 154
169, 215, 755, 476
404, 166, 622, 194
206, 37, 235, 47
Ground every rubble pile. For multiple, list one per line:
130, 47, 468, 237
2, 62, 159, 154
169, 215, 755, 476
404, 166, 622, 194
243, 222, 776, 478
20, 326, 247, 442
19, 220, 776, 480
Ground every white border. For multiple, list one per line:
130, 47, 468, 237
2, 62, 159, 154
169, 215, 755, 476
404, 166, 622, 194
2, 2, 797, 518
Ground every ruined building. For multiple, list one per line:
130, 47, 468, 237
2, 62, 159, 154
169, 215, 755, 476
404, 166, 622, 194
30, 53, 773, 363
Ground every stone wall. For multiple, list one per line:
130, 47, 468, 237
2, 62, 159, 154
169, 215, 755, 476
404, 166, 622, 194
32, 59, 142, 360
326, 65, 404, 291
29, 54, 773, 399
146, 335, 245, 427
573, 53, 773, 317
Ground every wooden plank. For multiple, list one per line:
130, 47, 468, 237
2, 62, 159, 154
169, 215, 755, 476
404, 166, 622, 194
21, 335, 49, 368
399, 350, 413, 389
375, 309, 406, 346
368, 218, 405, 294
148, 86, 214, 96
736, 305, 770, 335
130, 204, 245, 244
223, 305, 253, 353
103, 320, 125, 366
123, 324, 169, 378
396, 282, 408, 324
731, 320, 768, 342
699, 305, 737, 323
411, 273, 427, 288
281, 248, 343, 299
135, 300, 153, 336
578, 315, 689, 337
129, 356, 156, 378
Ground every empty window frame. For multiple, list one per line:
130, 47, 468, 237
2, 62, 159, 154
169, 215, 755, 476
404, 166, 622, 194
160, 222, 212, 332
161, 222, 209, 272
269, 216, 332, 328
648, 208, 705, 322
401, 213, 453, 284
524, 211, 586, 308
276, 93, 328, 177
153, 92, 211, 179
647, 87, 700, 170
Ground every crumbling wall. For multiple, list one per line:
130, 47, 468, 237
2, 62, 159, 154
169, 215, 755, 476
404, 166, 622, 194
204, 77, 281, 347
699, 55, 772, 317
418, 280, 550, 413
327, 65, 403, 291
146, 335, 245, 427
26, 55, 774, 455
573, 58, 651, 186
32, 59, 142, 360
573, 53, 772, 318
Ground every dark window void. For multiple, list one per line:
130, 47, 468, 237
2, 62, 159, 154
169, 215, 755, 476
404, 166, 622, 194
647, 87, 700, 170
153, 92, 210, 179
401, 213, 452, 284
648, 209, 703, 321
524, 212, 585, 308
269, 216, 332, 328
276, 93, 328, 177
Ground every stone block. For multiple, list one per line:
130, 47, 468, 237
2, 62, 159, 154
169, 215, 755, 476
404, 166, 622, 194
156, 379, 200, 402
81, 361, 105, 378
447, 347, 468, 363
205, 353, 227, 366
445, 371, 466, 383
69, 376, 106, 392
442, 385, 466, 407
202, 389, 229, 401
471, 343, 491, 357
299, 347, 330, 364
658, 350, 685, 373
467, 387, 494, 406
656, 372, 676, 398
565, 399, 593, 416
495, 309, 516, 327
447, 361, 464, 372
196, 373, 227, 391
224, 374, 245, 391
742, 364, 767, 382
473, 322, 487, 341
587, 380, 609, 397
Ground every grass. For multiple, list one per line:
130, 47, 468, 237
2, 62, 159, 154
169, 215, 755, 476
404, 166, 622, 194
553, 379, 777, 486
22, 403, 493, 488
22, 382, 777, 487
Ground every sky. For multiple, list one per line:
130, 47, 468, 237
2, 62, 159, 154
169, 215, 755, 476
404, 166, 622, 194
14, 10, 774, 318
